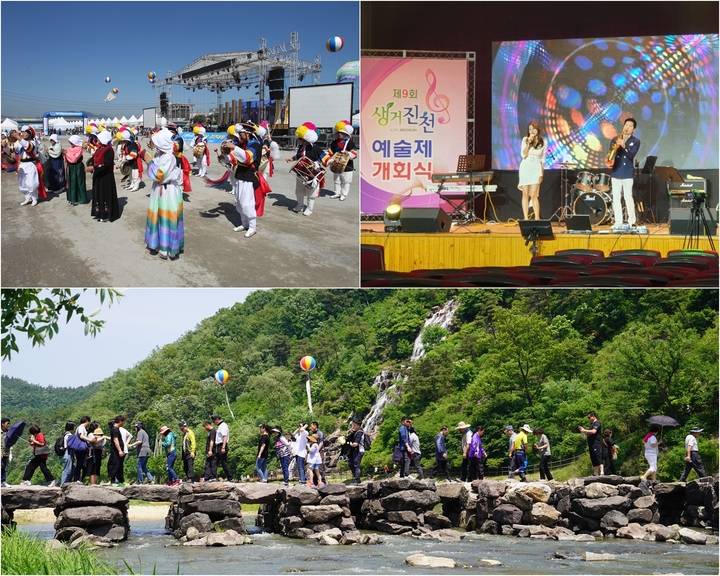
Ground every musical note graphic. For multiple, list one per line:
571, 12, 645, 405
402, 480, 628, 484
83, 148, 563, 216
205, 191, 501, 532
425, 68, 451, 124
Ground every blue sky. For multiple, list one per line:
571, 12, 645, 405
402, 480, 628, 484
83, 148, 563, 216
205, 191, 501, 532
1, 1, 359, 119
1, 289, 255, 389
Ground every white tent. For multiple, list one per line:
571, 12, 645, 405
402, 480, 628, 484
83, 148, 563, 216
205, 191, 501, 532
50, 117, 75, 130
120, 116, 128, 123
1, 118, 19, 131
128, 115, 139, 125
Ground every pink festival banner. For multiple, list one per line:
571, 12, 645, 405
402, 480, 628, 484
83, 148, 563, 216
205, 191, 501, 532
361, 57, 468, 214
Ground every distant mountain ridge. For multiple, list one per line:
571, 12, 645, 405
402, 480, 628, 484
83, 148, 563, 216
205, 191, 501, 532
1, 375, 102, 416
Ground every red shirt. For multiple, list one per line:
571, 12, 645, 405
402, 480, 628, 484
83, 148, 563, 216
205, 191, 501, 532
33, 432, 48, 459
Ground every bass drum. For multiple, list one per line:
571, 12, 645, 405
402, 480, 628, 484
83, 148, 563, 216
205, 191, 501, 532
574, 190, 612, 225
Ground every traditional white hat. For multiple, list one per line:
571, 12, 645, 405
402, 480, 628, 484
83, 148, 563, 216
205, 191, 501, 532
97, 130, 112, 145
152, 128, 174, 153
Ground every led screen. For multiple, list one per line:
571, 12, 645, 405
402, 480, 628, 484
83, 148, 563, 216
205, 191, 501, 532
492, 35, 719, 170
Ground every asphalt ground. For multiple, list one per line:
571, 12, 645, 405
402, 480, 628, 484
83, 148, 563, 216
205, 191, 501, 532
1, 135, 359, 287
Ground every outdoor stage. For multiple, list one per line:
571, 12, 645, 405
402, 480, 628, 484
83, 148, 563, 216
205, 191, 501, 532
361, 221, 718, 272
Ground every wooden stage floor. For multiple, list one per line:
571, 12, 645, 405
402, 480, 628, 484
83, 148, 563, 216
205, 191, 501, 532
361, 221, 718, 272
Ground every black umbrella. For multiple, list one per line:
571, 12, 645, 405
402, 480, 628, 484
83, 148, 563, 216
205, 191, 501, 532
3, 421, 26, 449
646, 415, 680, 438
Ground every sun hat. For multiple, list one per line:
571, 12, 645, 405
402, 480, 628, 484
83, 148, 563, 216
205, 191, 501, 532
308, 434, 319, 443
521, 424, 533, 434
456, 421, 470, 430
271, 427, 281, 433
94, 428, 105, 436
159, 426, 171, 434
690, 427, 703, 433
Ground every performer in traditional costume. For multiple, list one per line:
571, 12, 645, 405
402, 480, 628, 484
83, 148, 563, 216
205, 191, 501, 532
166, 124, 192, 192
87, 130, 120, 222
216, 126, 240, 192
193, 124, 210, 178
64, 135, 88, 206
328, 120, 358, 201
45, 134, 67, 194
144, 128, 184, 260
118, 129, 140, 191
220, 123, 261, 237
6, 126, 46, 206
286, 122, 330, 216
255, 121, 280, 181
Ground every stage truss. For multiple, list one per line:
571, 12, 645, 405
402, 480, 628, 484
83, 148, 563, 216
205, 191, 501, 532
360, 49, 476, 219
154, 32, 322, 123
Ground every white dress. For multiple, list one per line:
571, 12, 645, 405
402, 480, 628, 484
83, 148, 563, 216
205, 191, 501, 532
518, 137, 547, 189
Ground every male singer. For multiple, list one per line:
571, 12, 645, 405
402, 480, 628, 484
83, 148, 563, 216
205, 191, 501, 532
607, 118, 640, 227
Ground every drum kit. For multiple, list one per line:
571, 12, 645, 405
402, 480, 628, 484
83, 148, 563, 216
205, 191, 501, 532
555, 163, 614, 226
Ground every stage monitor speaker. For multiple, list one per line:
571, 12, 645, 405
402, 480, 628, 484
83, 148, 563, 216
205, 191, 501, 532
669, 208, 691, 235
400, 208, 451, 233
268, 68, 285, 100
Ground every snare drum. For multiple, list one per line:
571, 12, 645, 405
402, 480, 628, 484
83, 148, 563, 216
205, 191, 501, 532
594, 173, 611, 192
575, 171, 596, 192
574, 190, 612, 225
290, 156, 324, 188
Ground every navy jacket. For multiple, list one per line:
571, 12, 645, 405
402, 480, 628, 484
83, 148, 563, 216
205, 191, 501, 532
610, 134, 640, 179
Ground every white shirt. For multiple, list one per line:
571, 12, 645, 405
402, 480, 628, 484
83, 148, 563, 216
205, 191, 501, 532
295, 429, 309, 458
685, 434, 699, 452
644, 434, 659, 456
216, 421, 229, 447
119, 427, 132, 453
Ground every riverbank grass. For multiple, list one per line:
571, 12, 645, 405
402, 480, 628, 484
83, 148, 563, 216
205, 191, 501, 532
1, 527, 119, 575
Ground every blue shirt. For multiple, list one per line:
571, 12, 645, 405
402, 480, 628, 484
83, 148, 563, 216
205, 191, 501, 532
435, 432, 447, 459
610, 134, 640, 179
398, 424, 409, 452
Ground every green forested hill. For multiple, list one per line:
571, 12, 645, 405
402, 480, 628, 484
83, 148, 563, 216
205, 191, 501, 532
2, 289, 717, 484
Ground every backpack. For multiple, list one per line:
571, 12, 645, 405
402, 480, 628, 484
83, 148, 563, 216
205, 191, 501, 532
362, 430, 372, 451
54, 435, 66, 457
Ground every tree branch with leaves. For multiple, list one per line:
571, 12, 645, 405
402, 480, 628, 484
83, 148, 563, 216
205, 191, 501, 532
1, 289, 123, 361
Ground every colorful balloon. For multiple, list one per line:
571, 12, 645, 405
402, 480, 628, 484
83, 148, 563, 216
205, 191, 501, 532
336, 61, 359, 83
326, 37, 344, 52
149, 78, 156, 84
300, 356, 316, 372
112, 87, 119, 94
148, 71, 156, 80
105, 77, 111, 83
215, 369, 229, 385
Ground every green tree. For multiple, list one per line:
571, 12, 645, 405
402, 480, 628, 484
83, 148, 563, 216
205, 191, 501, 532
594, 314, 717, 424
2, 289, 123, 360
473, 309, 590, 415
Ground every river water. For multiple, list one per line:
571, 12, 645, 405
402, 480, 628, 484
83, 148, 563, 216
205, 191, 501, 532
18, 520, 719, 575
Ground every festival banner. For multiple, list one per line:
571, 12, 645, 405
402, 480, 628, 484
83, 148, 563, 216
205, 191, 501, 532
361, 58, 468, 214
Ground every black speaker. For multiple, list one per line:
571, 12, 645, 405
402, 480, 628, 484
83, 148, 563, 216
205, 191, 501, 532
400, 208, 452, 233
268, 68, 285, 100
669, 208, 691, 235
159, 92, 168, 116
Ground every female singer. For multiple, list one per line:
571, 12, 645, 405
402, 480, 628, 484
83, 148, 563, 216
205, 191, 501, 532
518, 121, 547, 220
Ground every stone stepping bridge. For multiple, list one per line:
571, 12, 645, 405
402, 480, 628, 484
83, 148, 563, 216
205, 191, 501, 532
1, 475, 717, 549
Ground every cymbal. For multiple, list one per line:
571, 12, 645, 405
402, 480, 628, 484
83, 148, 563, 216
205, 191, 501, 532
556, 162, 578, 168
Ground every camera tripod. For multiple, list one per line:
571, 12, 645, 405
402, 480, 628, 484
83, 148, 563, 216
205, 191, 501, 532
684, 194, 716, 252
